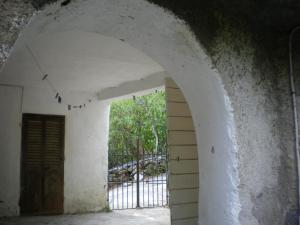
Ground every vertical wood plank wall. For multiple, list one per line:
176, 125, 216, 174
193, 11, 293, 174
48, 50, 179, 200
165, 78, 199, 225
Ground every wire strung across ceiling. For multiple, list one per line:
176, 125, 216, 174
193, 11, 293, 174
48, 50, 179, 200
25, 44, 93, 111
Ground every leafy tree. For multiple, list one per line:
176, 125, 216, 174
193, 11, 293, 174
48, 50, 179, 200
108, 91, 166, 169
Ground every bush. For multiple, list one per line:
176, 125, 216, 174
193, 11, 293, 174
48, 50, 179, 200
108, 91, 167, 169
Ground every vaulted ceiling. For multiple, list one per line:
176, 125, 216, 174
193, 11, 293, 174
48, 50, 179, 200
0, 30, 164, 95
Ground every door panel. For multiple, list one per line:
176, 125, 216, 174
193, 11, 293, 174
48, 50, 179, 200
21, 118, 43, 214
20, 114, 65, 215
43, 119, 64, 214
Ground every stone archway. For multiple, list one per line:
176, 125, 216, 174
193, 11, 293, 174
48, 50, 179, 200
0, 1, 240, 224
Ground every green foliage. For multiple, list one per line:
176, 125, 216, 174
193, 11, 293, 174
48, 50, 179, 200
108, 91, 167, 169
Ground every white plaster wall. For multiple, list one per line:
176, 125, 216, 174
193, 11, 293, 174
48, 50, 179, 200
24, 87, 110, 214
0, 84, 109, 216
64, 101, 109, 213
2, 0, 241, 223
0, 85, 22, 216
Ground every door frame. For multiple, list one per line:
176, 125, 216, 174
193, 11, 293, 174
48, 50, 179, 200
20, 113, 65, 215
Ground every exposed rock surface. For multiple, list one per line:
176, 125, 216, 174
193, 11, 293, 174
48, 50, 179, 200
147, 1, 299, 224
0, 0, 35, 68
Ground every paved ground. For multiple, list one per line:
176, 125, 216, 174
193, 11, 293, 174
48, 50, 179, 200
0, 208, 170, 225
109, 174, 168, 209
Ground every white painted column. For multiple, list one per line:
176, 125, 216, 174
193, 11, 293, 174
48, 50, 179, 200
64, 101, 110, 213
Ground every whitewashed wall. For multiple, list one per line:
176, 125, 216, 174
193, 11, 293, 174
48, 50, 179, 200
0, 85, 109, 216
64, 101, 109, 214
1, 0, 241, 223
0, 85, 23, 216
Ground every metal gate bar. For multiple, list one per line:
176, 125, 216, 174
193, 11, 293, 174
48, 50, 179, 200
108, 149, 168, 209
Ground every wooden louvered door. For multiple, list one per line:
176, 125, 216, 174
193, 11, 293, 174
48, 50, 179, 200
20, 114, 65, 215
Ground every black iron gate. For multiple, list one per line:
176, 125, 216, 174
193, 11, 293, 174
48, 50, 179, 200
108, 147, 168, 209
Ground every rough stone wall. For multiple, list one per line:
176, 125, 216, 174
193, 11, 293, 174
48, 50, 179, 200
210, 24, 297, 225
0, 0, 60, 69
148, 1, 298, 225
148, 1, 298, 224
0, 0, 35, 69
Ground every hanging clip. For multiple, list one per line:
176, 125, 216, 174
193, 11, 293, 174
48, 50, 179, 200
42, 74, 48, 80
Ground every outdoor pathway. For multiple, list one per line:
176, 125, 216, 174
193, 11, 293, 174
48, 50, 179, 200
109, 174, 168, 209
0, 208, 170, 225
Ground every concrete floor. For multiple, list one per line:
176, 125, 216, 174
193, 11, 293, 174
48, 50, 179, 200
0, 208, 170, 225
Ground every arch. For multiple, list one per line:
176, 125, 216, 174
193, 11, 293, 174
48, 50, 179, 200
0, 0, 240, 224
